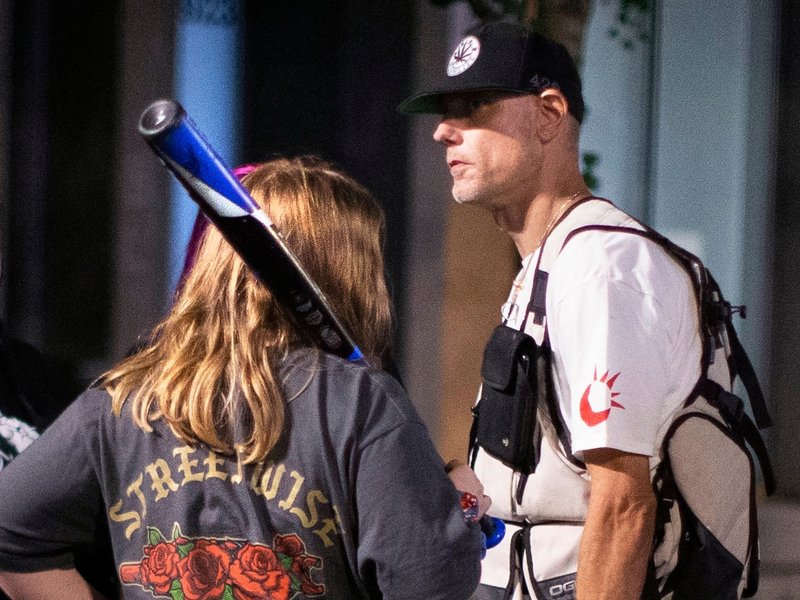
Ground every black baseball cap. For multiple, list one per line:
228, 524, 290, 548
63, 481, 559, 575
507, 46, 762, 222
398, 21, 584, 123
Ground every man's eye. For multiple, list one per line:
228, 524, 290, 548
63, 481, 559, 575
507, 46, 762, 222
468, 98, 488, 111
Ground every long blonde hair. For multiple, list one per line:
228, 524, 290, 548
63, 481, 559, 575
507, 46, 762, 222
100, 156, 393, 463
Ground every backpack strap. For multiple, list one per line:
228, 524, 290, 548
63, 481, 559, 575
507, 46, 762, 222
727, 324, 771, 429
562, 223, 774, 433
523, 198, 640, 465
704, 268, 772, 429
531, 200, 775, 483
523, 197, 625, 328
563, 224, 717, 375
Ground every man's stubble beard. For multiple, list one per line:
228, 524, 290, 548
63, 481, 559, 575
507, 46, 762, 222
451, 175, 510, 211
451, 178, 489, 207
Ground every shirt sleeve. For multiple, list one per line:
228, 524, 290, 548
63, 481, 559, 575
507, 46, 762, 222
355, 420, 482, 599
0, 391, 106, 572
547, 232, 691, 458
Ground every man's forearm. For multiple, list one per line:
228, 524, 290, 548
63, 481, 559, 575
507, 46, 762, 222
576, 449, 656, 600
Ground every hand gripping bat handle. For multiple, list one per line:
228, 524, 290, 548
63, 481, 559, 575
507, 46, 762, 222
481, 516, 505, 550
460, 489, 505, 551
138, 99, 363, 362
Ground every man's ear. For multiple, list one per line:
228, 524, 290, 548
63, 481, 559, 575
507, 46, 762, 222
536, 89, 569, 142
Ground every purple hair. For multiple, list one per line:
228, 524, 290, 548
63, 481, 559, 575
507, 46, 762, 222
176, 164, 260, 291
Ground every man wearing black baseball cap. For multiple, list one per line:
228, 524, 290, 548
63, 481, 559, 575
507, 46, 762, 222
398, 20, 584, 122
400, 20, 702, 600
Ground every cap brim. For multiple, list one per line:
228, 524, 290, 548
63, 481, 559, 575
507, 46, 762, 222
397, 92, 445, 114
397, 86, 529, 115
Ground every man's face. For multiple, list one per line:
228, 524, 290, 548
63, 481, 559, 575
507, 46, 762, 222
433, 90, 542, 210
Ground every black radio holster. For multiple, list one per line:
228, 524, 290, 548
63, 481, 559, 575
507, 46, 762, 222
469, 323, 549, 491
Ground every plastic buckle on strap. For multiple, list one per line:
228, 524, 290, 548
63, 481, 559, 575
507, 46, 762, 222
729, 304, 747, 319
720, 300, 747, 319
711, 296, 748, 321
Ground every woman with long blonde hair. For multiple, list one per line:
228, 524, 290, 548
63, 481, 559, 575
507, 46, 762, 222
0, 157, 482, 599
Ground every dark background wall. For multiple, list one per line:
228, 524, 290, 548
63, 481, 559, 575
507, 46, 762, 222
2, 0, 412, 393
242, 1, 412, 310
6, 0, 121, 400
770, 0, 800, 495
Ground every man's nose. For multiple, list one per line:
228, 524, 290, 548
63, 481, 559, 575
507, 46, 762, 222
433, 120, 461, 146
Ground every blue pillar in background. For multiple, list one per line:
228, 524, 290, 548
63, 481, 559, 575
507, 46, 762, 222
169, 0, 242, 295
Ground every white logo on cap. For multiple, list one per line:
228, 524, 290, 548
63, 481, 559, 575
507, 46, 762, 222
447, 36, 480, 77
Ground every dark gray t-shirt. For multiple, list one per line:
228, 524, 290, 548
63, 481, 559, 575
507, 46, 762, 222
0, 350, 481, 599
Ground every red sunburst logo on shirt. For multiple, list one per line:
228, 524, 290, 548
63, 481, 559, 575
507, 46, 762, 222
579, 368, 624, 427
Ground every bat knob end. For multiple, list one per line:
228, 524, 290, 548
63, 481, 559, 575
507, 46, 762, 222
139, 99, 184, 138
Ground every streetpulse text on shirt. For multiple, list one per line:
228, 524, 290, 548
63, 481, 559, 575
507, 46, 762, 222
108, 441, 342, 547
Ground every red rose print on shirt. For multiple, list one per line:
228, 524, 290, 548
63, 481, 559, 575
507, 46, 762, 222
229, 543, 291, 600
178, 540, 232, 600
579, 368, 624, 426
119, 524, 325, 599
141, 541, 182, 594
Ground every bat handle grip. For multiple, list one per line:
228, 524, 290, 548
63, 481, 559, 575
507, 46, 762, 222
481, 516, 505, 550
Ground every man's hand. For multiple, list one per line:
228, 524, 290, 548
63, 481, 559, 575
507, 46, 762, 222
577, 448, 656, 600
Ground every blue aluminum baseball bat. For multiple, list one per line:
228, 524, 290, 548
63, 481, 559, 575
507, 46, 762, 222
138, 99, 363, 362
